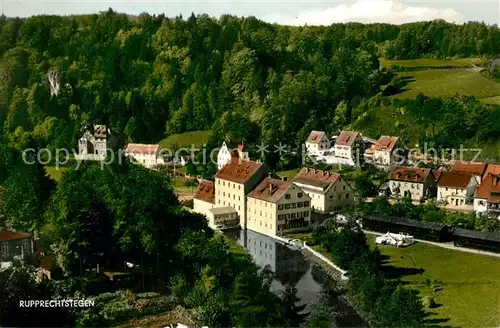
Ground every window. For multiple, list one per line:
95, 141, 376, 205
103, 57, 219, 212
304, 211, 309, 217
446, 187, 448, 191
285, 194, 291, 200
218, 180, 220, 185
285, 204, 290, 209
330, 195, 333, 199
233, 195, 235, 200
291, 203, 297, 209
265, 202, 267, 208
260, 211, 262, 216
286, 214, 291, 219
223, 201, 225, 205
297, 202, 303, 208
1, 242, 8, 256
291, 213, 296, 218
338, 195, 341, 200
298, 192, 303, 198
278, 204, 284, 210
304, 201, 310, 207
260, 221, 262, 226
238, 205, 240, 210
223, 181, 225, 186
239, 185, 241, 190
343, 185, 346, 190
238, 196, 240, 200
223, 192, 225, 196
346, 193, 349, 199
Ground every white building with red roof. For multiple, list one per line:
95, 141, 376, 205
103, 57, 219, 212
305, 131, 329, 154
474, 173, 500, 219
333, 131, 363, 161
365, 135, 405, 168
124, 143, 162, 168
293, 168, 354, 213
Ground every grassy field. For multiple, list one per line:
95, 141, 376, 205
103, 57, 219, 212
480, 94, 500, 105
381, 58, 479, 69
276, 168, 301, 180
367, 235, 500, 327
393, 69, 500, 100
45, 166, 69, 182
159, 130, 211, 149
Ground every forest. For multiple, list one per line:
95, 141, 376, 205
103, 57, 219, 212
1, 11, 499, 169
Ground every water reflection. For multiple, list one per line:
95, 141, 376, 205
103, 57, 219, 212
225, 229, 367, 327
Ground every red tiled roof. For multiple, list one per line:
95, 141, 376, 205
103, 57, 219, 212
371, 136, 400, 152
194, 180, 215, 204
125, 143, 160, 155
433, 169, 444, 182
0, 230, 30, 242
452, 161, 486, 177
475, 173, 500, 202
335, 131, 360, 147
293, 168, 340, 189
306, 131, 326, 144
483, 164, 500, 178
248, 178, 295, 203
389, 166, 431, 183
215, 159, 264, 184
437, 171, 474, 189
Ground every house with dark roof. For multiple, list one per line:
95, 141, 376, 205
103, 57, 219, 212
473, 173, 500, 219
387, 166, 435, 202
0, 230, 33, 262
305, 131, 330, 154
333, 131, 364, 162
193, 180, 216, 220
214, 159, 268, 229
293, 168, 354, 214
437, 171, 478, 206
452, 161, 487, 183
364, 136, 406, 168
452, 228, 500, 253
246, 178, 312, 237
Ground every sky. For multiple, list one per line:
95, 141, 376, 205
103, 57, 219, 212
1, 0, 499, 25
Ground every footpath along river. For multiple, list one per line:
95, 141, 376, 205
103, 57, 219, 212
224, 229, 367, 327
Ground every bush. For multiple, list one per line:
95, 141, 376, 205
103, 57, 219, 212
422, 296, 436, 309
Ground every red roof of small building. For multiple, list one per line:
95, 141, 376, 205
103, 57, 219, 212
371, 136, 400, 152
125, 143, 160, 155
293, 168, 340, 189
335, 131, 360, 147
306, 131, 326, 144
388, 166, 431, 183
215, 158, 264, 184
475, 173, 500, 202
452, 161, 487, 177
194, 180, 215, 204
0, 230, 30, 242
437, 171, 474, 189
248, 178, 295, 203
483, 164, 500, 178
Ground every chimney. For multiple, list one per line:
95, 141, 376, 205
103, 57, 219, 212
269, 183, 273, 192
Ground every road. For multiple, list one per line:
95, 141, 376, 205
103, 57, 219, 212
364, 230, 500, 259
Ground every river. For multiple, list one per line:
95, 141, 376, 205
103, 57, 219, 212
224, 228, 367, 327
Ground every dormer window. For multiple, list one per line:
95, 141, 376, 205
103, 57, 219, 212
285, 194, 290, 200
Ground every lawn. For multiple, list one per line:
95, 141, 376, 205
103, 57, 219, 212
45, 166, 69, 182
480, 94, 500, 105
367, 235, 500, 327
276, 168, 301, 180
159, 130, 211, 149
393, 69, 500, 100
381, 58, 479, 69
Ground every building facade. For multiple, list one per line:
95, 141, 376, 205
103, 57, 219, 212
77, 125, 110, 160
206, 207, 240, 230
0, 231, 33, 262
437, 171, 477, 206
124, 144, 161, 168
387, 167, 435, 202
293, 168, 354, 214
193, 180, 216, 219
217, 142, 249, 170
473, 173, 500, 219
365, 136, 405, 168
334, 131, 363, 162
214, 159, 268, 229
305, 131, 329, 154
246, 178, 312, 237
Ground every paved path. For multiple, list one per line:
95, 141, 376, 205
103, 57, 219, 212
364, 230, 500, 259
